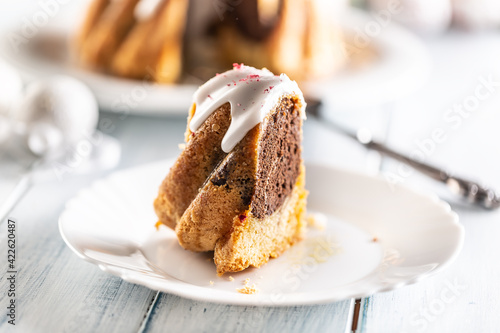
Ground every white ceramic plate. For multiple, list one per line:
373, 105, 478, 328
59, 160, 463, 306
1, 8, 429, 115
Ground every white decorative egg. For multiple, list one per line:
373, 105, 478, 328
16, 76, 98, 156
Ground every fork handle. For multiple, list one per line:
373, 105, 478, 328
366, 141, 448, 182
366, 141, 499, 209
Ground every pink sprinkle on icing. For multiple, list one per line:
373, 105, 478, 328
208, 94, 213, 99
233, 63, 244, 69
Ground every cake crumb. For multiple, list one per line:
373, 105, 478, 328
236, 277, 259, 294
212, 124, 220, 132
372, 237, 378, 242
209, 281, 214, 286
228, 276, 234, 281
178, 143, 186, 150
154, 221, 162, 231
237, 284, 259, 295
306, 213, 327, 231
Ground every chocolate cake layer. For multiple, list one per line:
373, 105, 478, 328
230, 0, 282, 41
251, 96, 301, 218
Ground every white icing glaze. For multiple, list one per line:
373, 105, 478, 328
190, 64, 306, 153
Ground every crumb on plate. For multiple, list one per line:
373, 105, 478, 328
306, 213, 327, 230
155, 221, 162, 231
236, 277, 259, 294
237, 284, 259, 295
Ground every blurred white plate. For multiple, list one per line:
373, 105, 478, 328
1, 8, 429, 115
59, 160, 463, 306
308, 8, 431, 109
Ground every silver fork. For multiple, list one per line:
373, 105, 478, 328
308, 101, 500, 210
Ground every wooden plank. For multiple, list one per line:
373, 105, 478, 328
144, 293, 353, 333
0, 175, 156, 332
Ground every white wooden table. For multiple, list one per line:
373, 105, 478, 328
1, 4, 500, 331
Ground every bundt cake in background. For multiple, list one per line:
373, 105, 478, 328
75, 0, 347, 83
215, 0, 347, 81
110, 0, 188, 83
75, 0, 189, 83
154, 64, 307, 275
